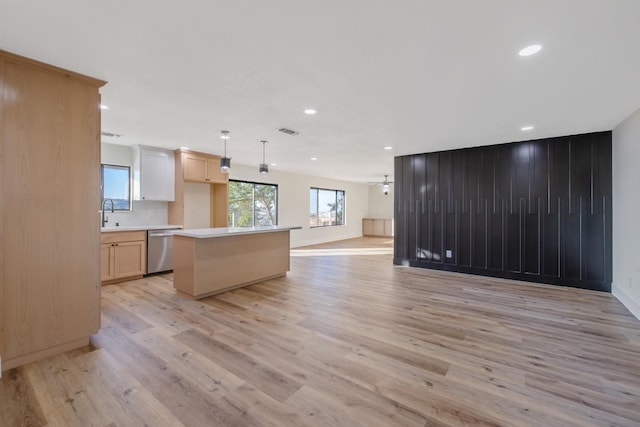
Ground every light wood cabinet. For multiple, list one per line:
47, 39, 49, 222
100, 243, 115, 282
0, 50, 106, 371
173, 229, 292, 299
133, 145, 175, 201
362, 218, 394, 237
169, 149, 229, 229
183, 152, 227, 183
384, 219, 393, 237
100, 231, 146, 284
207, 157, 228, 183
183, 153, 207, 181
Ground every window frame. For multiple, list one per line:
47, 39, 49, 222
101, 163, 132, 211
309, 187, 345, 228
228, 179, 279, 227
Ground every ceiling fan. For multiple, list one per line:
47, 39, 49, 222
368, 175, 393, 195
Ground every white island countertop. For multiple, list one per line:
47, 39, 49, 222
173, 225, 301, 239
101, 224, 183, 233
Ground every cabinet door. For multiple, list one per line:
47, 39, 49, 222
373, 219, 385, 236
183, 154, 207, 182
100, 243, 115, 282
362, 219, 374, 236
206, 157, 228, 183
384, 219, 394, 237
113, 241, 145, 278
141, 149, 175, 201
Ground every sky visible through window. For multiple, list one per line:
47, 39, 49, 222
102, 164, 131, 210
310, 188, 344, 227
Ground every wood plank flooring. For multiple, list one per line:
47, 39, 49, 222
2, 237, 639, 426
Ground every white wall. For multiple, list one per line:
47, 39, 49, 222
101, 143, 169, 226
101, 143, 132, 167
367, 184, 394, 218
229, 164, 369, 248
612, 106, 640, 319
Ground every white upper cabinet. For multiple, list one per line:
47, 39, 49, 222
133, 145, 175, 201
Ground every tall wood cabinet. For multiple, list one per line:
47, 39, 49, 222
169, 149, 229, 229
0, 50, 106, 371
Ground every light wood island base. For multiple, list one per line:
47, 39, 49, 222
173, 227, 299, 299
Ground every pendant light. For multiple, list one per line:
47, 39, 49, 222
220, 130, 231, 173
259, 140, 269, 174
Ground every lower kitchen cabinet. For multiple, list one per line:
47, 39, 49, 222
100, 231, 146, 284
362, 218, 394, 237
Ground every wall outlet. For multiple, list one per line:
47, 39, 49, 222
446, 250, 452, 259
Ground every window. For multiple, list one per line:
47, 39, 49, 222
228, 180, 278, 227
101, 164, 131, 210
310, 187, 345, 227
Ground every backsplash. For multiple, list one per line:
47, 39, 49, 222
102, 200, 169, 227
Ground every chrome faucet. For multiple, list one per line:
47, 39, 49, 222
101, 198, 114, 227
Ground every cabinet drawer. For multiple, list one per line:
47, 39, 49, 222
100, 230, 147, 244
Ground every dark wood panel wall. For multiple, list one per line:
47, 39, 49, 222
393, 131, 612, 292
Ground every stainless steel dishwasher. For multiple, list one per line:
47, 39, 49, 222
147, 229, 175, 274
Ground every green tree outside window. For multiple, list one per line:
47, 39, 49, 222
228, 180, 277, 227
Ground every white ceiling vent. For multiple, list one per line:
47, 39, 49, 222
278, 128, 299, 136
101, 131, 123, 138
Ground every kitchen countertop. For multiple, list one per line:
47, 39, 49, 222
101, 224, 183, 233
173, 225, 301, 239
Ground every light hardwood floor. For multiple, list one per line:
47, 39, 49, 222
1, 237, 639, 426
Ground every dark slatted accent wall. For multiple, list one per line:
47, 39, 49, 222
393, 131, 612, 292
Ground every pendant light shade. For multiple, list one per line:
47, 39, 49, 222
259, 140, 269, 174
220, 130, 231, 173
220, 156, 231, 172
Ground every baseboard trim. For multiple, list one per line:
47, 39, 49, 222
291, 233, 365, 248
612, 284, 640, 320
1, 336, 90, 371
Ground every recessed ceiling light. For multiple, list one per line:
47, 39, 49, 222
518, 44, 542, 57
521, 125, 534, 131
180, 146, 189, 150
384, 146, 393, 150
304, 109, 317, 115
310, 157, 318, 161
100, 104, 109, 110
271, 163, 277, 166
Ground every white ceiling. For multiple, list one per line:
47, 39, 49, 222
1, 0, 639, 183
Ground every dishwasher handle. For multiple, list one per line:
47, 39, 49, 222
148, 231, 175, 238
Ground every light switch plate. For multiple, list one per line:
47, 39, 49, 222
446, 250, 452, 258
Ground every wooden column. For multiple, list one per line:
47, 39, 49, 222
0, 50, 106, 370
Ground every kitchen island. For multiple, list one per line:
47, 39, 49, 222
172, 226, 301, 299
